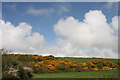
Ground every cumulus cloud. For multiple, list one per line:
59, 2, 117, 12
111, 16, 118, 30
54, 10, 118, 58
0, 20, 45, 53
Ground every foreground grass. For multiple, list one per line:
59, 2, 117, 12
33, 69, 119, 78
59, 57, 119, 63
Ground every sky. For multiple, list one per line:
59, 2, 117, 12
0, 2, 119, 58
0, 1, 1, 19
2, 2, 118, 44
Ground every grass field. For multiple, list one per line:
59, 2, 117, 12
33, 69, 119, 78
59, 57, 119, 63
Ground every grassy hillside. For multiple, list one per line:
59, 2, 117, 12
2, 54, 120, 79
33, 69, 119, 78
59, 57, 119, 63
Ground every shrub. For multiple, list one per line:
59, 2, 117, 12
81, 63, 87, 66
12, 61, 18, 67
2, 54, 33, 79
86, 62, 97, 68
33, 66, 43, 73
17, 66, 29, 80
48, 55, 54, 58
100, 66, 110, 71
35, 57, 44, 61
82, 67, 89, 71
43, 68, 52, 73
2, 55, 19, 79
56, 63, 66, 70
23, 67, 33, 78
74, 65, 84, 72
92, 67, 99, 71
96, 62, 104, 69
2, 70, 17, 79
48, 65, 56, 71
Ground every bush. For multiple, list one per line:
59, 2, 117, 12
2, 54, 33, 80
56, 63, 66, 70
92, 67, 99, 71
48, 55, 54, 58
96, 62, 104, 69
17, 66, 29, 80
2, 71, 17, 79
33, 66, 44, 73
43, 68, 52, 73
74, 65, 84, 72
23, 67, 33, 78
2, 55, 19, 79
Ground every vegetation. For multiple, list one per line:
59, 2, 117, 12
59, 57, 119, 63
33, 69, 119, 78
2, 54, 33, 80
2, 53, 120, 79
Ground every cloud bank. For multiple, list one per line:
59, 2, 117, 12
0, 10, 118, 58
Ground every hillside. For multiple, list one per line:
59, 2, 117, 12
2, 54, 120, 79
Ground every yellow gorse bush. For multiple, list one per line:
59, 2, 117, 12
81, 63, 87, 66
83, 67, 89, 70
100, 66, 110, 71
92, 67, 99, 71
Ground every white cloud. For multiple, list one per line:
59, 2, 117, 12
26, 3, 70, 16
54, 10, 118, 58
0, 20, 45, 53
55, 3, 71, 14
26, 7, 54, 16
111, 16, 118, 30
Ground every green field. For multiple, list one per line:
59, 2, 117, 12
33, 69, 119, 78
59, 57, 119, 63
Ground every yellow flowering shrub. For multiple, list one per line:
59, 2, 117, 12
83, 67, 89, 71
48, 65, 56, 71
81, 63, 87, 66
34, 63, 40, 67
101, 66, 110, 71
86, 62, 97, 67
92, 67, 99, 71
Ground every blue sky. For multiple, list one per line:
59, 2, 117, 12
2, 2, 118, 44
0, 1, 1, 19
